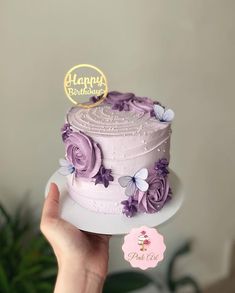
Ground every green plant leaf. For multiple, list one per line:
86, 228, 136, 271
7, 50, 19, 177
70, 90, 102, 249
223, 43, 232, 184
39, 267, 57, 278
0, 201, 57, 291
36, 281, 54, 292
20, 281, 38, 293
0, 203, 11, 223
0, 263, 10, 292
103, 271, 154, 293
0, 223, 14, 247
13, 265, 44, 283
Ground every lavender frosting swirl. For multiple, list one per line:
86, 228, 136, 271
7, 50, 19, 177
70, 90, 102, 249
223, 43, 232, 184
105, 91, 135, 103
128, 96, 155, 115
105, 91, 157, 116
135, 169, 170, 213
65, 131, 102, 178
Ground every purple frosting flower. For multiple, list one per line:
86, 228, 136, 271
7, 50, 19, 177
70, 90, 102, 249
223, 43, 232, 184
112, 100, 130, 111
154, 158, 169, 177
106, 91, 134, 103
105, 91, 134, 111
65, 131, 102, 178
61, 123, 73, 142
105, 91, 161, 116
94, 165, 114, 188
121, 196, 138, 217
128, 96, 154, 115
135, 170, 171, 213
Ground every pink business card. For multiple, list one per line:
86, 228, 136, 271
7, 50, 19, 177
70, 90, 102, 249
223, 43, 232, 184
122, 225, 166, 270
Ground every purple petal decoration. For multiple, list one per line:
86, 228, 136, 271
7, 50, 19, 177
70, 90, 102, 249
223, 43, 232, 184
154, 158, 169, 177
93, 165, 114, 188
121, 196, 138, 217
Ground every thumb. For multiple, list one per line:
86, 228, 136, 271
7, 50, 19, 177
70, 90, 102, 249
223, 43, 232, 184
41, 183, 60, 222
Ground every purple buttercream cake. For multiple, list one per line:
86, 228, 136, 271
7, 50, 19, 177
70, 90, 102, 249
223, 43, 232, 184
59, 91, 174, 217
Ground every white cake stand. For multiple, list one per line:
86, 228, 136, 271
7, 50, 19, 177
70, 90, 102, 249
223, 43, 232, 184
45, 169, 183, 235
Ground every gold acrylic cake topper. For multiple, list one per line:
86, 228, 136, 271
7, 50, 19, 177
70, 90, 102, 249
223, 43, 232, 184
64, 64, 108, 108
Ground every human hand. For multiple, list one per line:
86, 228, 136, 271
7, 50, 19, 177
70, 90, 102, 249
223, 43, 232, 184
40, 183, 110, 293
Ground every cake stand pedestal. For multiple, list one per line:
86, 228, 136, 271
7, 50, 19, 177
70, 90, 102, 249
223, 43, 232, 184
45, 170, 183, 235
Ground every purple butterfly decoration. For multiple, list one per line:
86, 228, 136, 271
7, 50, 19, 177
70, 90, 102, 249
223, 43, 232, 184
118, 168, 149, 196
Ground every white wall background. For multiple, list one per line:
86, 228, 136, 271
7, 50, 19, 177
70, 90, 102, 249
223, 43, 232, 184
1, 0, 235, 289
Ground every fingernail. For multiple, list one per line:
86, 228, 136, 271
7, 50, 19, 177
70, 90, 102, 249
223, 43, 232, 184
50, 182, 55, 188
49, 182, 54, 192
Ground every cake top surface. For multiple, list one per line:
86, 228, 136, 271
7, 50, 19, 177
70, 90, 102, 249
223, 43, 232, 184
66, 104, 169, 137
66, 91, 173, 137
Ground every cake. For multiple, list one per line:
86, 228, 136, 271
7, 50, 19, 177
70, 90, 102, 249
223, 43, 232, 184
59, 91, 174, 217
138, 230, 150, 251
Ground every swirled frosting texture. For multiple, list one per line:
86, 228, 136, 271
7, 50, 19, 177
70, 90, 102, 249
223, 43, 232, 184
67, 104, 168, 136
65, 103, 172, 214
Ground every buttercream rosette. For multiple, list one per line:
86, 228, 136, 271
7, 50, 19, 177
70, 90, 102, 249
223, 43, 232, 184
65, 131, 102, 178
135, 169, 171, 213
105, 91, 159, 116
